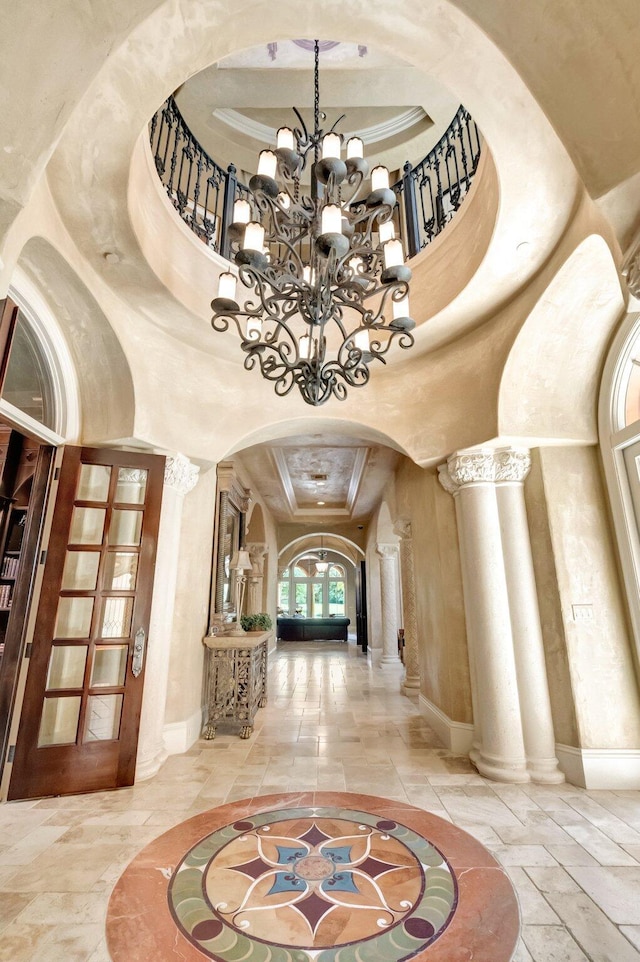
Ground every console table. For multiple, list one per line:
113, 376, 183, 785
202, 631, 270, 739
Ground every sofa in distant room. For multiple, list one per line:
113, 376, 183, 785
276, 617, 350, 642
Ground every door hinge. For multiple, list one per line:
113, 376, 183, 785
54, 467, 60, 480
7, 745, 15, 763
39, 550, 47, 565
24, 643, 32, 659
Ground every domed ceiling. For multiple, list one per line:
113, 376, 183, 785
174, 39, 461, 182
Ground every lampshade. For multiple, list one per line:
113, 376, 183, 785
379, 221, 395, 243
371, 165, 390, 191
316, 561, 329, 573
322, 133, 341, 160
257, 150, 277, 178
346, 137, 363, 159
243, 222, 265, 252
246, 318, 262, 339
383, 239, 404, 269
321, 204, 342, 235
217, 271, 237, 301
277, 126, 295, 150
233, 549, 253, 571
232, 199, 251, 224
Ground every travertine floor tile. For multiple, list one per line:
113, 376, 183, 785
1, 640, 639, 960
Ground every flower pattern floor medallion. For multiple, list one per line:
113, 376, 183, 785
106, 792, 520, 962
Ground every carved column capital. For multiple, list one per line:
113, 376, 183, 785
376, 542, 399, 560
164, 453, 200, 495
246, 542, 268, 576
393, 519, 412, 540
437, 463, 459, 496
440, 448, 531, 494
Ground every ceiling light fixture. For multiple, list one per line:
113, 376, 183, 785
211, 39, 415, 407
316, 534, 329, 572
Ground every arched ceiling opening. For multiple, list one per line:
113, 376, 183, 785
34, 0, 583, 367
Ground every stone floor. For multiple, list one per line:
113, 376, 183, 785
1, 639, 640, 961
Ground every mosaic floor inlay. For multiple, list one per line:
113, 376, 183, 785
106, 792, 520, 962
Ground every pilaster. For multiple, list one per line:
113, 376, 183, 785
375, 542, 402, 666
394, 520, 420, 691
136, 454, 200, 781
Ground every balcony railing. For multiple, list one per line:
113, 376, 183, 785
149, 96, 481, 262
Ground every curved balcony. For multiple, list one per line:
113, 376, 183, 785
149, 95, 482, 264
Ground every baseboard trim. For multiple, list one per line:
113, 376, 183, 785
163, 708, 204, 756
555, 743, 640, 789
419, 694, 474, 754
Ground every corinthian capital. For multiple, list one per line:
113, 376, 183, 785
164, 453, 200, 495
444, 448, 531, 489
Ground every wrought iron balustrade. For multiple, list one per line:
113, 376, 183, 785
149, 96, 481, 262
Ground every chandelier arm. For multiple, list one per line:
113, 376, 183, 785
339, 169, 367, 208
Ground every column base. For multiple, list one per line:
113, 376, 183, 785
527, 757, 565, 784
403, 674, 420, 690
135, 745, 168, 782
472, 747, 530, 784
379, 654, 403, 667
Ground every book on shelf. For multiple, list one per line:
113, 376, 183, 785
1, 556, 18, 578
0, 583, 12, 608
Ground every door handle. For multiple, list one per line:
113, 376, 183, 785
132, 627, 146, 677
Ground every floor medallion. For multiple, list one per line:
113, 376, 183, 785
106, 792, 520, 962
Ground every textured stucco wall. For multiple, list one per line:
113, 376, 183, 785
164, 464, 217, 726
395, 459, 472, 724
530, 446, 640, 749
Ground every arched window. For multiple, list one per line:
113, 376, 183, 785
1, 287, 80, 442
278, 557, 347, 617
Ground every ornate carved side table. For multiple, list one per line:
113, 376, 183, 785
202, 631, 270, 739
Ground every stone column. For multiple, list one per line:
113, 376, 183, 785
136, 453, 200, 780
394, 520, 420, 691
246, 542, 268, 614
376, 543, 402, 666
439, 447, 562, 784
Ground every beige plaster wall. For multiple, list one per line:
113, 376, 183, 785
395, 459, 471, 724
164, 464, 217, 726
524, 451, 579, 747
534, 446, 640, 749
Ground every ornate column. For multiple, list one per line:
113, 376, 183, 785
246, 542, 268, 614
394, 520, 420, 691
376, 543, 402, 666
136, 454, 200, 780
439, 447, 562, 784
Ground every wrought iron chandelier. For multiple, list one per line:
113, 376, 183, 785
211, 40, 415, 406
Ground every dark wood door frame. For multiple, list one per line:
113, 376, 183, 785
0, 444, 54, 773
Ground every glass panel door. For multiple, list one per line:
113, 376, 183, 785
310, 580, 324, 617
9, 447, 165, 801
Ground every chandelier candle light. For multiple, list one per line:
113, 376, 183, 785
211, 39, 415, 406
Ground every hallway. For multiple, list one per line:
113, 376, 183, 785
1, 641, 640, 961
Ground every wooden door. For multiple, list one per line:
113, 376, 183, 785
8, 446, 164, 800
355, 560, 368, 652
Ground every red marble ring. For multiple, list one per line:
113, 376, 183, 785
106, 791, 520, 962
